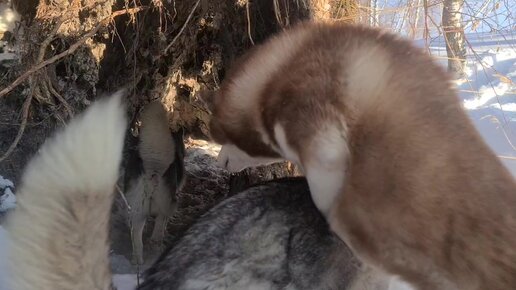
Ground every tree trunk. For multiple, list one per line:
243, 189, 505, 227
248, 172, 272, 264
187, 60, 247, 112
409, 0, 422, 39
442, 0, 466, 78
370, 0, 379, 26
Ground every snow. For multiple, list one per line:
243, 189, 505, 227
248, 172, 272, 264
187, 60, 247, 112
0, 188, 16, 212
0, 2, 19, 34
0, 176, 16, 213
417, 31, 516, 176
457, 34, 516, 176
0, 1, 19, 65
462, 81, 512, 110
0, 51, 16, 61
0, 226, 11, 290
113, 274, 139, 290
0, 176, 14, 189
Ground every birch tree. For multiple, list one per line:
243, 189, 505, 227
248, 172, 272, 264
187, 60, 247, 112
442, 0, 467, 78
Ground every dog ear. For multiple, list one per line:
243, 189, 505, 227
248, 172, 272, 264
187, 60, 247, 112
199, 88, 216, 114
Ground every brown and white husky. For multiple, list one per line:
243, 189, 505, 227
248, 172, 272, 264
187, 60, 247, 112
207, 21, 516, 290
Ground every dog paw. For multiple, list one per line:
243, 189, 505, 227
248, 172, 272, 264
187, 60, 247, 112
149, 240, 164, 252
131, 254, 143, 265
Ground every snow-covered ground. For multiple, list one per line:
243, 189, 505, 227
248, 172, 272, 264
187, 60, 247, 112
0, 175, 16, 213
450, 32, 516, 176
112, 274, 139, 290
0, 1, 18, 60
0, 226, 9, 290
414, 31, 516, 176
0, 1, 18, 34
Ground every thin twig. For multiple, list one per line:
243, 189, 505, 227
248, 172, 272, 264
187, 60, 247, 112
423, 0, 429, 49
499, 155, 516, 161
47, 78, 74, 117
246, 0, 255, 45
116, 184, 132, 211
0, 88, 34, 162
37, 16, 76, 117
164, 0, 201, 53
0, 7, 146, 99
38, 14, 75, 62
273, 0, 284, 28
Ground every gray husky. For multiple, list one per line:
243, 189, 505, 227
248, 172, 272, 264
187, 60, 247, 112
139, 177, 390, 290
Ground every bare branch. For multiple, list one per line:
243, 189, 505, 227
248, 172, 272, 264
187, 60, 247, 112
0, 88, 34, 162
0, 7, 147, 99
246, 0, 255, 45
164, 0, 202, 54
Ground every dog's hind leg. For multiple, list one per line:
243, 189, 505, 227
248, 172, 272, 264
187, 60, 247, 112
130, 214, 146, 265
150, 214, 168, 252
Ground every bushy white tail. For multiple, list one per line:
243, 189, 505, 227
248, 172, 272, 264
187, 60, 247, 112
5, 90, 128, 290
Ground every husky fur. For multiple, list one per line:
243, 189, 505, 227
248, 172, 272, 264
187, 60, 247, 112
3, 90, 395, 290
5, 90, 127, 290
123, 100, 185, 265
139, 177, 392, 290
207, 22, 516, 290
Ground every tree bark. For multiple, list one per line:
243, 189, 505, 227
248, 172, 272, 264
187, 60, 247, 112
442, 0, 466, 78
370, 0, 379, 26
